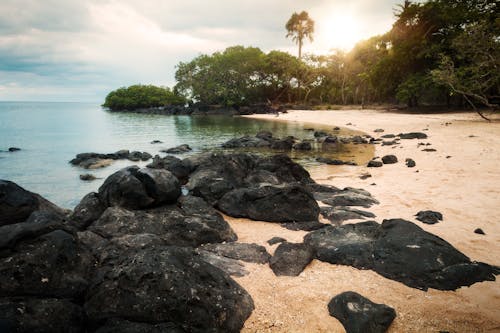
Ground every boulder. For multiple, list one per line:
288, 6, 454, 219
405, 158, 416, 168
316, 157, 356, 166
79, 173, 96, 181
398, 132, 428, 139
196, 250, 249, 277
381, 155, 398, 164
474, 228, 485, 235
270, 137, 294, 150
221, 136, 268, 148
162, 144, 192, 154
269, 242, 314, 276
267, 236, 287, 245
321, 188, 379, 208
281, 220, 328, 231
84, 246, 254, 333
217, 185, 319, 222
147, 155, 192, 181
0, 297, 85, 333
98, 166, 180, 209
8, 147, 21, 152
367, 160, 383, 168
320, 206, 376, 225
293, 141, 312, 150
323, 136, 338, 144
255, 130, 273, 140
0, 180, 65, 226
305, 219, 499, 290
69, 192, 107, 230
314, 131, 328, 138
150, 140, 163, 144
199, 242, 271, 264
328, 291, 396, 333
415, 210, 443, 224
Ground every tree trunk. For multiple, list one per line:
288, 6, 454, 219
298, 39, 302, 59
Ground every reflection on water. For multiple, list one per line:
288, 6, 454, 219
0, 102, 373, 208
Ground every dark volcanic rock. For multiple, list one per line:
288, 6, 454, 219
270, 137, 294, 150
381, 140, 398, 146
415, 210, 443, 225
84, 246, 254, 333
398, 132, 428, 139
474, 228, 485, 235
8, 147, 21, 152
79, 173, 96, 181
328, 291, 396, 333
405, 158, 416, 168
422, 148, 437, 152
0, 180, 65, 226
150, 140, 163, 144
0, 297, 85, 333
267, 236, 287, 245
222, 136, 269, 148
381, 155, 398, 164
90, 202, 236, 247
316, 157, 356, 166
200, 242, 271, 264
255, 130, 273, 140
69, 192, 107, 230
269, 242, 314, 276
162, 144, 192, 154
367, 160, 383, 168
147, 155, 192, 181
304, 219, 499, 290
314, 131, 328, 138
321, 206, 376, 225
98, 166, 181, 209
95, 318, 185, 333
217, 185, 319, 222
0, 229, 93, 298
196, 250, 249, 277
381, 134, 395, 139
321, 188, 379, 208
293, 141, 312, 150
281, 220, 328, 231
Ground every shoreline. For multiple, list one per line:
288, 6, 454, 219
233, 109, 500, 332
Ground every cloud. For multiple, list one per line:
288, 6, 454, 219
0, 0, 401, 102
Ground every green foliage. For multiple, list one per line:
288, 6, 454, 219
103, 85, 185, 110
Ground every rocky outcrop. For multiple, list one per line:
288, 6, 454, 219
415, 210, 443, 224
328, 291, 396, 333
70, 150, 152, 168
199, 242, 271, 264
269, 242, 314, 276
162, 144, 192, 154
305, 219, 499, 290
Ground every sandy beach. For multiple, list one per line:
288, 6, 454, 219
228, 109, 500, 332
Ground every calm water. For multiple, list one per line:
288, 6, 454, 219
0, 102, 373, 208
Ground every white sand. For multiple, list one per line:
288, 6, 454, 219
227, 109, 500, 332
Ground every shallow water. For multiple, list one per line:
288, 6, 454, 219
0, 102, 373, 208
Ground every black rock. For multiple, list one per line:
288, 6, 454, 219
422, 148, 437, 152
196, 250, 249, 277
267, 236, 287, 245
222, 136, 269, 148
359, 173, 372, 180
328, 291, 396, 333
162, 144, 192, 154
415, 210, 443, 225
98, 166, 181, 209
0, 180, 65, 226
95, 319, 185, 333
381, 155, 398, 164
321, 188, 379, 208
269, 242, 314, 276
200, 242, 271, 264
405, 158, 416, 168
69, 192, 107, 230
0, 229, 93, 298
79, 173, 96, 181
84, 246, 254, 333
474, 228, 485, 235
8, 147, 21, 152
0, 297, 85, 333
333, 127, 341, 131
217, 185, 319, 222
398, 132, 428, 139
147, 155, 192, 182
150, 140, 163, 144
381, 140, 398, 146
314, 131, 328, 138
323, 136, 338, 144
255, 130, 273, 140
380, 134, 395, 138
304, 219, 499, 290
367, 160, 383, 168
293, 141, 312, 150
281, 220, 328, 231
321, 206, 376, 225
316, 157, 356, 166
270, 137, 294, 150
374, 129, 385, 133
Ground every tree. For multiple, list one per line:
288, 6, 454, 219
102, 85, 185, 111
286, 11, 315, 59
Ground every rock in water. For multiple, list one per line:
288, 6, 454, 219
305, 219, 498, 290
328, 291, 396, 333
84, 246, 254, 333
80, 173, 96, 181
381, 155, 398, 164
415, 210, 443, 224
269, 242, 314, 276
217, 185, 319, 222
8, 147, 21, 152
98, 166, 181, 209
0, 179, 65, 226
162, 144, 192, 154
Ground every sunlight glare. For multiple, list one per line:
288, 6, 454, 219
320, 13, 362, 51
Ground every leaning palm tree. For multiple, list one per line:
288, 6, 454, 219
286, 11, 315, 59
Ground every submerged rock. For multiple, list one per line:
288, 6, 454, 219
162, 144, 192, 154
328, 291, 396, 333
305, 219, 498, 290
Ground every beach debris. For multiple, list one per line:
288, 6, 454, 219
79, 174, 96, 181
382, 155, 398, 164
267, 236, 287, 245
305, 219, 498, 290
398, 132, 428, 139
405, 158, 416, 167
269, 242, 314, 276
474, 228, 485, 235
328, 291, 396, 333
161, 144, 192, 154
367, 160, 383, 168
415, 210, 443, 224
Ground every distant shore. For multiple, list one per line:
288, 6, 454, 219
234, 109, 500, 332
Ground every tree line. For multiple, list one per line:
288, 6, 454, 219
104, 0, 498, 114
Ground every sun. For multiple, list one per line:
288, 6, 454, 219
318, 13, 363, 51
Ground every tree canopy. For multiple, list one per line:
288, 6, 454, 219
103, 85, 185, 111
286, 11, 315, 59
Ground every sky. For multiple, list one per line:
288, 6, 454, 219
0, 0, 404, 102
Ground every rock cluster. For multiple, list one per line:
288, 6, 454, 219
70, 150, 152, 169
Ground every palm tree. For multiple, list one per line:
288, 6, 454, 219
286, 11, 315, 59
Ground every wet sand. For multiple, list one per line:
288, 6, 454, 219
228, 109, 500, 332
